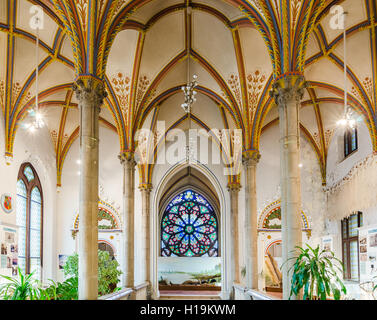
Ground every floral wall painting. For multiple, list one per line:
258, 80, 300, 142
1, 194, 13, 214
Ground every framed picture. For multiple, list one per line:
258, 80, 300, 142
1, 194, 13, 214
4, 232, 15, 244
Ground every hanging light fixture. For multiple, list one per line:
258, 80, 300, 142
181, 3, 198, 163
337, 12, 355, 129
26, 16, 44, 132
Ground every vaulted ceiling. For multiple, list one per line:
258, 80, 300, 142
0, 0, 376, 187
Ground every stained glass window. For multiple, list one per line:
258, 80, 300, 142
16, 164, 43, 279
161, 190, 218, 257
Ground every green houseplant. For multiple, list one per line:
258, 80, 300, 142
286, 244, 347, 300
63, 250, 122, 296
0, 268, 41, 300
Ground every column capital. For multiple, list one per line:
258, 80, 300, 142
242, 150, 261, 167
269, 74, 307, 106
227, 182, 241, 192
118, 151, 136, 167
73, 76, 107, 107
139, 183, 153, 192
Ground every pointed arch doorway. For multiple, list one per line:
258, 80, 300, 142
153, 165, 228, 299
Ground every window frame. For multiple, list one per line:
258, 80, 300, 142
344, 127, 358, 158
17, 163, 43, 275
341, 212, 362, 281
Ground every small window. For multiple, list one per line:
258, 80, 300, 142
341, 212, 362, 281
344, 127, 358, 158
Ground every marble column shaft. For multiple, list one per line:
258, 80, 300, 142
140, 183, 153, 297
73, 78, 107, 300
271, 75, 306, 300
228, 182, 241, 286
243, 151, 260, 290
119, 152, 136, 288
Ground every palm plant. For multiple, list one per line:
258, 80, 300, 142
286, 244, 347, 300
0, 268, 40, 300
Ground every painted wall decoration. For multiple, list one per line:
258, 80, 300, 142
1, 194, 13, 214
71, 200, 122, 238
161, 190, 218, 257
258, 200, 311, 236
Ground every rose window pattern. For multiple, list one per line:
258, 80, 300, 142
161, 190, 218, 257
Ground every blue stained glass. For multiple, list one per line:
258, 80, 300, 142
161, 190, 218, 257
24, 166, 35, 182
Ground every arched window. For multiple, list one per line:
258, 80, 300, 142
161, 190, 218, 257
16, 163, 43, 279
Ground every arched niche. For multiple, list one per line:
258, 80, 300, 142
258, 200, 312, 236
71, 200, 122, 261
152, 162, 228, 298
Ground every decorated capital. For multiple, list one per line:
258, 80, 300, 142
270, 73, 307, 106
119, 150, 137, 167
73, 77, 108, 110
227, 182, 241, 193
139, 183, 153, 193
242, 150, 261, 167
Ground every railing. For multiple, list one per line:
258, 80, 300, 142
98, 288, 133, 300
233, 283, 277, 300
246, 289, 277, 300
98, 282, 150, 300
134, 282, 149, 300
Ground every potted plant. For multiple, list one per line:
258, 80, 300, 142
0, 268, 41, 300
63, 249, 122, 297
285, 244, 347, 300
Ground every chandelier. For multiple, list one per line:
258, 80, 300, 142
26, 15, 44, 132
181, 4, 198, 163
337, 12, 355, 129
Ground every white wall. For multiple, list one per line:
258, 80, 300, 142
255, 123, 327, 289
55, 126, 123, 282
0, 108, 57, 282
327, 118, 373, 187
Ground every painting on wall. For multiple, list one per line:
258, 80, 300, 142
158, 257, 221, 288
263, 208, 281, 229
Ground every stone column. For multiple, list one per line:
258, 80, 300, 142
119, 152, 136, 289
270, 75, 306, 300
227, 182, 241, 290
242, 150, 261, 290
140, 183, 153, 299
73, 78, 107, 300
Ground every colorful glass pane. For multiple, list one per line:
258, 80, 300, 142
161, 190, 218, 257
23, 166, 34, 182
